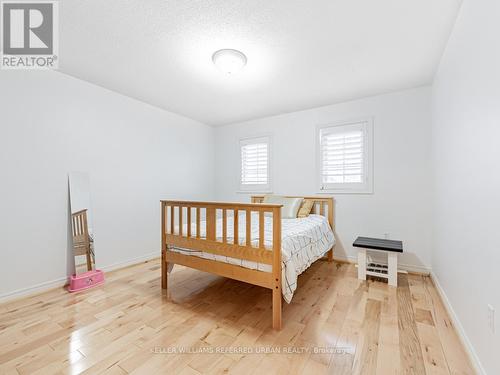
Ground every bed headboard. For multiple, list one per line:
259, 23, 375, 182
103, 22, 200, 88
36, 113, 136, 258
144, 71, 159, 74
251, 195, 334, 229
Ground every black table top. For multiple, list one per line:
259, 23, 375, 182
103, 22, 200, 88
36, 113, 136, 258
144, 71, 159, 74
352, 237, 403, 253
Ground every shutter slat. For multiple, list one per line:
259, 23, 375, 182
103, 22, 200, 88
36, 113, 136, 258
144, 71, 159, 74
320, 126, 365, 187
241, 138, 270, 188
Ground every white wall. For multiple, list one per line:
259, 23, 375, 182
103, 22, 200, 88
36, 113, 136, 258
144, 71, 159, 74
0, 70, 214, 299
215, 87, 433, 271
432, 0, 500, 373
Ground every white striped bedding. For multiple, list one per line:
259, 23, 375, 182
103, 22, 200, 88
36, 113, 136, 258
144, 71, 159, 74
169, 213, 335, 303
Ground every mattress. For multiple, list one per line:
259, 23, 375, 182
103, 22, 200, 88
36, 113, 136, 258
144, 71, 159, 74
170, 213, 335, 303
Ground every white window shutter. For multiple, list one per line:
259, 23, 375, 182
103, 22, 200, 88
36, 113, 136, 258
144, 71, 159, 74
318, 120, 373, 193
240, 137, 271, 191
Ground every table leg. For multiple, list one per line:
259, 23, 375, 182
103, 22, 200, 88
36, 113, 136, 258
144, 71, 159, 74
358, 248, 367, 281
388, 252, 398, 286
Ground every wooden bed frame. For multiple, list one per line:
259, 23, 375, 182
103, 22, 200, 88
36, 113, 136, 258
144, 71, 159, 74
160, 196, 334, 330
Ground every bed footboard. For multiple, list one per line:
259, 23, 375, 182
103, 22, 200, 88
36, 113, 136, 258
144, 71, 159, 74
161, 200, 283, 329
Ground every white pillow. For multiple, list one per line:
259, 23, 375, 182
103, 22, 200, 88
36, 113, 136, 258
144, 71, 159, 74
262, 195, 303, 219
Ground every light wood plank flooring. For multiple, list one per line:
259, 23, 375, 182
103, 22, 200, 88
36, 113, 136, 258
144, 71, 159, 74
0, 258, 475, 374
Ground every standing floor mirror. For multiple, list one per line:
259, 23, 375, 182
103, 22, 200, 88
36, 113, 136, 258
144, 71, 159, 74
68, 172, 104, 292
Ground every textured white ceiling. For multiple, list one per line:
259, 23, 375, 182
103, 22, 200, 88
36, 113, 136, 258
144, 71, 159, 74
60, 0, 462, 126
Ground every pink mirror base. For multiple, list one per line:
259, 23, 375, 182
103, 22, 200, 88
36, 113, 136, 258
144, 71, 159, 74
68, 269, 105, 292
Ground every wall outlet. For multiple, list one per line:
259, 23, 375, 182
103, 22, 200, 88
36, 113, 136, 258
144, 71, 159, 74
488, 304, 495, 333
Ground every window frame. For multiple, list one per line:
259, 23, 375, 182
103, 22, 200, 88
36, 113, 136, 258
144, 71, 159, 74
238, 135, 273, 193
316, 118, 374, 194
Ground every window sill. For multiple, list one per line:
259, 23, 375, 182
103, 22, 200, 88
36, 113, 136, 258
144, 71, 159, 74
237, 190, 273, 194
316, 189, 373, 195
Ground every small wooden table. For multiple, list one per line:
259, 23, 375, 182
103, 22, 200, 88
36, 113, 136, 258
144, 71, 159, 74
353, 237, 403, 287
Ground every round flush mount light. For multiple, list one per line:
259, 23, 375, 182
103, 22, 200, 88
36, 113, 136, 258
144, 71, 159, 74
212, 49, 247, 74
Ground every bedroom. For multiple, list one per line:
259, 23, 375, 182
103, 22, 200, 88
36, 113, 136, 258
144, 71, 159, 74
0, 0, 498, 374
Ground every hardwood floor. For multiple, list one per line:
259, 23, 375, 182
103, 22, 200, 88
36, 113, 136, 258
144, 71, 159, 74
0, 259, 475, 374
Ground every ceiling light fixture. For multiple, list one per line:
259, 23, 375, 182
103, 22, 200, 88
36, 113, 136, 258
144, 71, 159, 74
212, 49, 247, 74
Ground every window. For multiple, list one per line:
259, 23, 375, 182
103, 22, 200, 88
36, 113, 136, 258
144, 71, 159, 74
239, 136, 271, 192
318, 119, 373, 193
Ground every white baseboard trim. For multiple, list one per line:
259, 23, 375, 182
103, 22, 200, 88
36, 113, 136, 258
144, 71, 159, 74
430, 272, 486, 375
334, 254, 431, 275
100, 251, 159, 273
0, 251, 159, 304
0, 276, 69, 304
